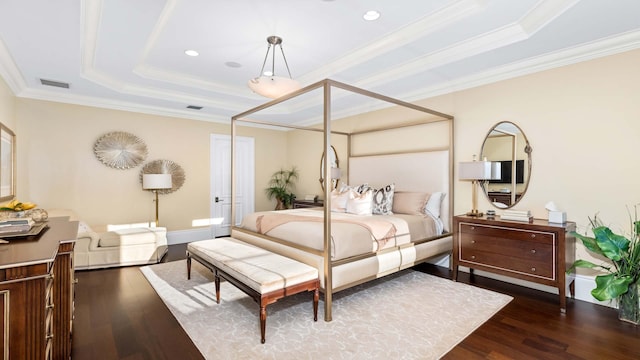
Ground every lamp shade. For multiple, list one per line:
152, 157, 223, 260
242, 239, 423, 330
330, 167, 342, 180
142, 174, 172, 190
248, 76, 301, 99
458, 161, 500, 181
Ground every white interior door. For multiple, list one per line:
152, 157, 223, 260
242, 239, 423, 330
211, 134, 254, 237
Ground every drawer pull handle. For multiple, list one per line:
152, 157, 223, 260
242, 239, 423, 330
530, 234, 536, 238
46, 333, 54, 340
471, 255, 476, 259
470, 226, 475, 230
531, 249, 536, 254
74, 278, 79, 284
531, 267, 536, 272
471, 240, 476, 244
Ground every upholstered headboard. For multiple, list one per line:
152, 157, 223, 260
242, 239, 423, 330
348, 150, 451, 232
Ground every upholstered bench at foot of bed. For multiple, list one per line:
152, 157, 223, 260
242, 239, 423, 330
186, 237, 319, 344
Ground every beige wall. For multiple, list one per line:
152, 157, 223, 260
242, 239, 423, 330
14, 99, 287, 230
443, 49, 640, 264
0, 76, 16, 130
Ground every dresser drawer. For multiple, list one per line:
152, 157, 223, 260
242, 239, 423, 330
459, 248, 554, 279
459, 223, 555, 245
458, 231, 554, 261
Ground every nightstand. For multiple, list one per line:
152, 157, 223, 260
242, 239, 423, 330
452, 214, 576, 313
292, 199, 324, 209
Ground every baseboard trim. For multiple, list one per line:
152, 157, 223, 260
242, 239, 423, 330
456, 267, 615, 309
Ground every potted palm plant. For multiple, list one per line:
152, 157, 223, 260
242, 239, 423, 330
568, 211, 640, 324
265, 167, 299, 210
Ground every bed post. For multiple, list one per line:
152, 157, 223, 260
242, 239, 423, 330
323, 80, 333, 322
230, 116, 237, 234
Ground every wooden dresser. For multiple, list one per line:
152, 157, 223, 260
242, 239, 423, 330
0, 216, 77, 359
452, 215, 576, 312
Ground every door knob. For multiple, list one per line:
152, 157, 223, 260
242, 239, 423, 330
215, 197, 224, 203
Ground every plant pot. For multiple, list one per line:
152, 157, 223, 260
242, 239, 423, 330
275, 198, 286, 211
618, 282, 640, 325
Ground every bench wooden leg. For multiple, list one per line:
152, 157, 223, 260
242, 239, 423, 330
260, 305, 267, 344
313, 286, 319, 322
187, 253, 191, 280
214, 270, 221, 304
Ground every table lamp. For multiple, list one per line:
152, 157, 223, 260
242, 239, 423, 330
458, 159, 500, 217
142, 173, 172, 226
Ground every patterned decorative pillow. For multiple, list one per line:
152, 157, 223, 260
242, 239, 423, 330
372, 183, 395, 215
355, 183, 372, 194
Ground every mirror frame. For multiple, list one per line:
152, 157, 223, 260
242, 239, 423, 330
0, 123, 15, 202
480, 121, 532, 209
319, 145, 339, 191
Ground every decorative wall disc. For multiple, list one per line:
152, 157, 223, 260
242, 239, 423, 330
140, 159, 185, 194
94, 131, 148, 169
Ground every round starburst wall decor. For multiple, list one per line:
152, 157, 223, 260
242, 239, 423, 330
140, 159, 186, 194
94, 131, 148, 169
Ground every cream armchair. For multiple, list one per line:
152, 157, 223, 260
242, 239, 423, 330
48, 209, 168, 270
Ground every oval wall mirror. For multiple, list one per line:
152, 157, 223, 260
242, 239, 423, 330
480, 121, 532, 209
319, 145, 339, 191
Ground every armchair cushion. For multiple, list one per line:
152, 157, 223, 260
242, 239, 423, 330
99, 228, 159, 247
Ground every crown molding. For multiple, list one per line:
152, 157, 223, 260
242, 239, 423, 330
18, 87, 230, 124
401, 29, 640, 102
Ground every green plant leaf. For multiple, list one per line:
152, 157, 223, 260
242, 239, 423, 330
571, 231, 604, 257
592, 226, 630, 261
566, 259, 608, 274
591, 273, 634, 301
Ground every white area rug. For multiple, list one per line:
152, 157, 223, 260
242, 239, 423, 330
141, 260, 512, 360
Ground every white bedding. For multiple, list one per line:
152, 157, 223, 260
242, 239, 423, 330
239, 208, 440, 261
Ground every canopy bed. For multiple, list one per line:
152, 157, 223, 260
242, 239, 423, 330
230, 79, 454, 321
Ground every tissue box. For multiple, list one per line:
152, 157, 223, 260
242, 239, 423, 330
548, 211, 566, 224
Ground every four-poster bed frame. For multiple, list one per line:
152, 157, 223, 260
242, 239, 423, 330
230, 79, 454, 321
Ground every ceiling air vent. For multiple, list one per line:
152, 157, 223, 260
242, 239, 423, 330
186, 105, 203, 110
40, 78, 70, 89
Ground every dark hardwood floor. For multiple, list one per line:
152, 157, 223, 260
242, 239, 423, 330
72, 244, 639, 359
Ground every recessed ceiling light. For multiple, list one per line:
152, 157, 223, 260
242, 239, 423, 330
184, 49, 199, 57
225, 61, 242, 68
363, 10, 380, 21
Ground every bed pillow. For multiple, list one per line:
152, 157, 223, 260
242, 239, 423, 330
330, 188, 350, 213
346, 189, 373, 215
371, 183, 395, 215
424, 191, 445, 218
392, 191, 430, 215
355, 183, 372, 194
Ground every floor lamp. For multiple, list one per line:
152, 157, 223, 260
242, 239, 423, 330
458, 160, 500, 217
142, 174, 172, 227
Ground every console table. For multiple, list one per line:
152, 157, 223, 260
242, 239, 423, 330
0, 216, 77, 359
452, 215, 576, 312
292, 199, 324, 209
486, 192, 522, 206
